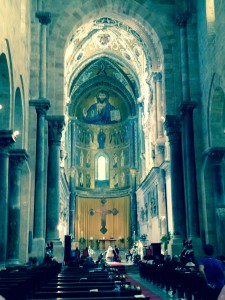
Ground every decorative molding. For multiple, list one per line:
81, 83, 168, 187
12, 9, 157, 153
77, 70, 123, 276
9, 149, 29, 169
216, 208, 225, 220
164, 115, 181, 143
29, 99, 51, 116
46, 116, 65, 146
179, 101, 197, 117
176, 12, 189, 28
0, 130, 16, 153
204, 147, 225, 165
152, 72, 162, 82
35, 11, 51, 25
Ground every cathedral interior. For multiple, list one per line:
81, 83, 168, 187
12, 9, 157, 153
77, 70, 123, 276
0, 0, 225, 268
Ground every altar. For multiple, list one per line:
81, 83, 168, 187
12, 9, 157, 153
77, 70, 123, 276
98, 239, 116, 250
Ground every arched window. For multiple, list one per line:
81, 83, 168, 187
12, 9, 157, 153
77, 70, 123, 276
206, 0, 215, 35
95, 152, 109, 187
97, 156, 106, 180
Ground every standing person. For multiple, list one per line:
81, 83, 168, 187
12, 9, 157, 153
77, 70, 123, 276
106, 245, 114, 262
137, 240, 144, 260
198, 244, 225, 300
113, 245, 120, 261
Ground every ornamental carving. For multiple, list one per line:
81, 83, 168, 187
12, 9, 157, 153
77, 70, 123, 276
47, 117, 65, 145
176, 12, 189, 28
216, 208, 225, 220
164, 116, 181, 143
152, 72, 162, 82
205, 147, 225, 164
30, 99, 51, 116
9, 150, 28, 169
35, 11, 51, 25
180, 101, 197, 117
0, 131, 16, 154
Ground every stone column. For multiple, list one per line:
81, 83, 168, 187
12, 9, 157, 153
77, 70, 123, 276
180, 102, 199, 238
137, 101, 145, 155
35, 11, 51, 98
0, 130, 16, 270
29, 100, 50, 258
46, 116, 65, 262
164, 116, 186, 250
204, 147, 225, 254
129, 117, 138, 169
69, 120, 76, 238
130, 169, 137, 240
7, 149, 28, 265
176, 12, 190, 102
153, 72, 163, 139
157, 168, 168, 236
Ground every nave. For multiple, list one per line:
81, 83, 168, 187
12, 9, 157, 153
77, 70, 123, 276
0, 246, 217, 300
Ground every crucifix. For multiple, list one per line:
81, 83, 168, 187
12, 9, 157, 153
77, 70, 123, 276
89, 198, 119, 234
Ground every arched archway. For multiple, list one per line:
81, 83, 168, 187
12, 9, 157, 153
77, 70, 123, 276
14, 87, 24, 148
0, 53, 11, 129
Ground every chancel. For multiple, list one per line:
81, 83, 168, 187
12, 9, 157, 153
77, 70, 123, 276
1, 0, 225, 284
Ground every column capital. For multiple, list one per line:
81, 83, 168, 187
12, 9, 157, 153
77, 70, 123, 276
0, 130, 16, 153
9, 149, 29, 169
164, 115, 181, 143
35, 11, 51, 25
46, 116, 65, 145
176, 12, 189, 28
204, 147, 225, 165
180, 101, 198, 117
30, 99, 51, 116
152, 72, 162, 82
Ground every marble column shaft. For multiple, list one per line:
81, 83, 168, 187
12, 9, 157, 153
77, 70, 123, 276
7, 149, 28, 263
176, 13, 190, 102
164, 116, 186, 238
130, 169, 137, 237
129, 117, 138, 169
69, 120, 75, 238
30, 100, 50, 239
138, 102, 145, 154
180, 102, 199, 237
46, 116, 65, 242
153, 72, 163, 139
35, 11, 51, 99
0, 130, 16, 269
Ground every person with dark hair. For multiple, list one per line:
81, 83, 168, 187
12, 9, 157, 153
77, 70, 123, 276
198, 244, 225, 300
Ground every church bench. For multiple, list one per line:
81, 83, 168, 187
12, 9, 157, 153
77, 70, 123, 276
49, 276, 126, 283
27, 296, 150, 300
43, 281, 130, 288
38, 283, 132, 292
29, 289, 143, 299
0, 264, 62, 299
139, 260, 204, 299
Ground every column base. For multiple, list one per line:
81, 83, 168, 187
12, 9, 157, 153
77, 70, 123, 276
170, 237, 185, 256
188, 236, 203, 261
6, 258, 21, 266
32, 237, 45, 264
0, 263, 6, 271
51, 240, 64, 263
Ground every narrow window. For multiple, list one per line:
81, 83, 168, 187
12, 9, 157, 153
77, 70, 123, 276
206, 0, 215, 36
98, 155, 106, 180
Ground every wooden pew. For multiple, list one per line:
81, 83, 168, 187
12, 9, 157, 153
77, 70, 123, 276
27, 296, 150, 300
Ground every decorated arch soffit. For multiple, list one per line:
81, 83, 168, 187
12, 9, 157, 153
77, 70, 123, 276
65, 17, 153, 118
